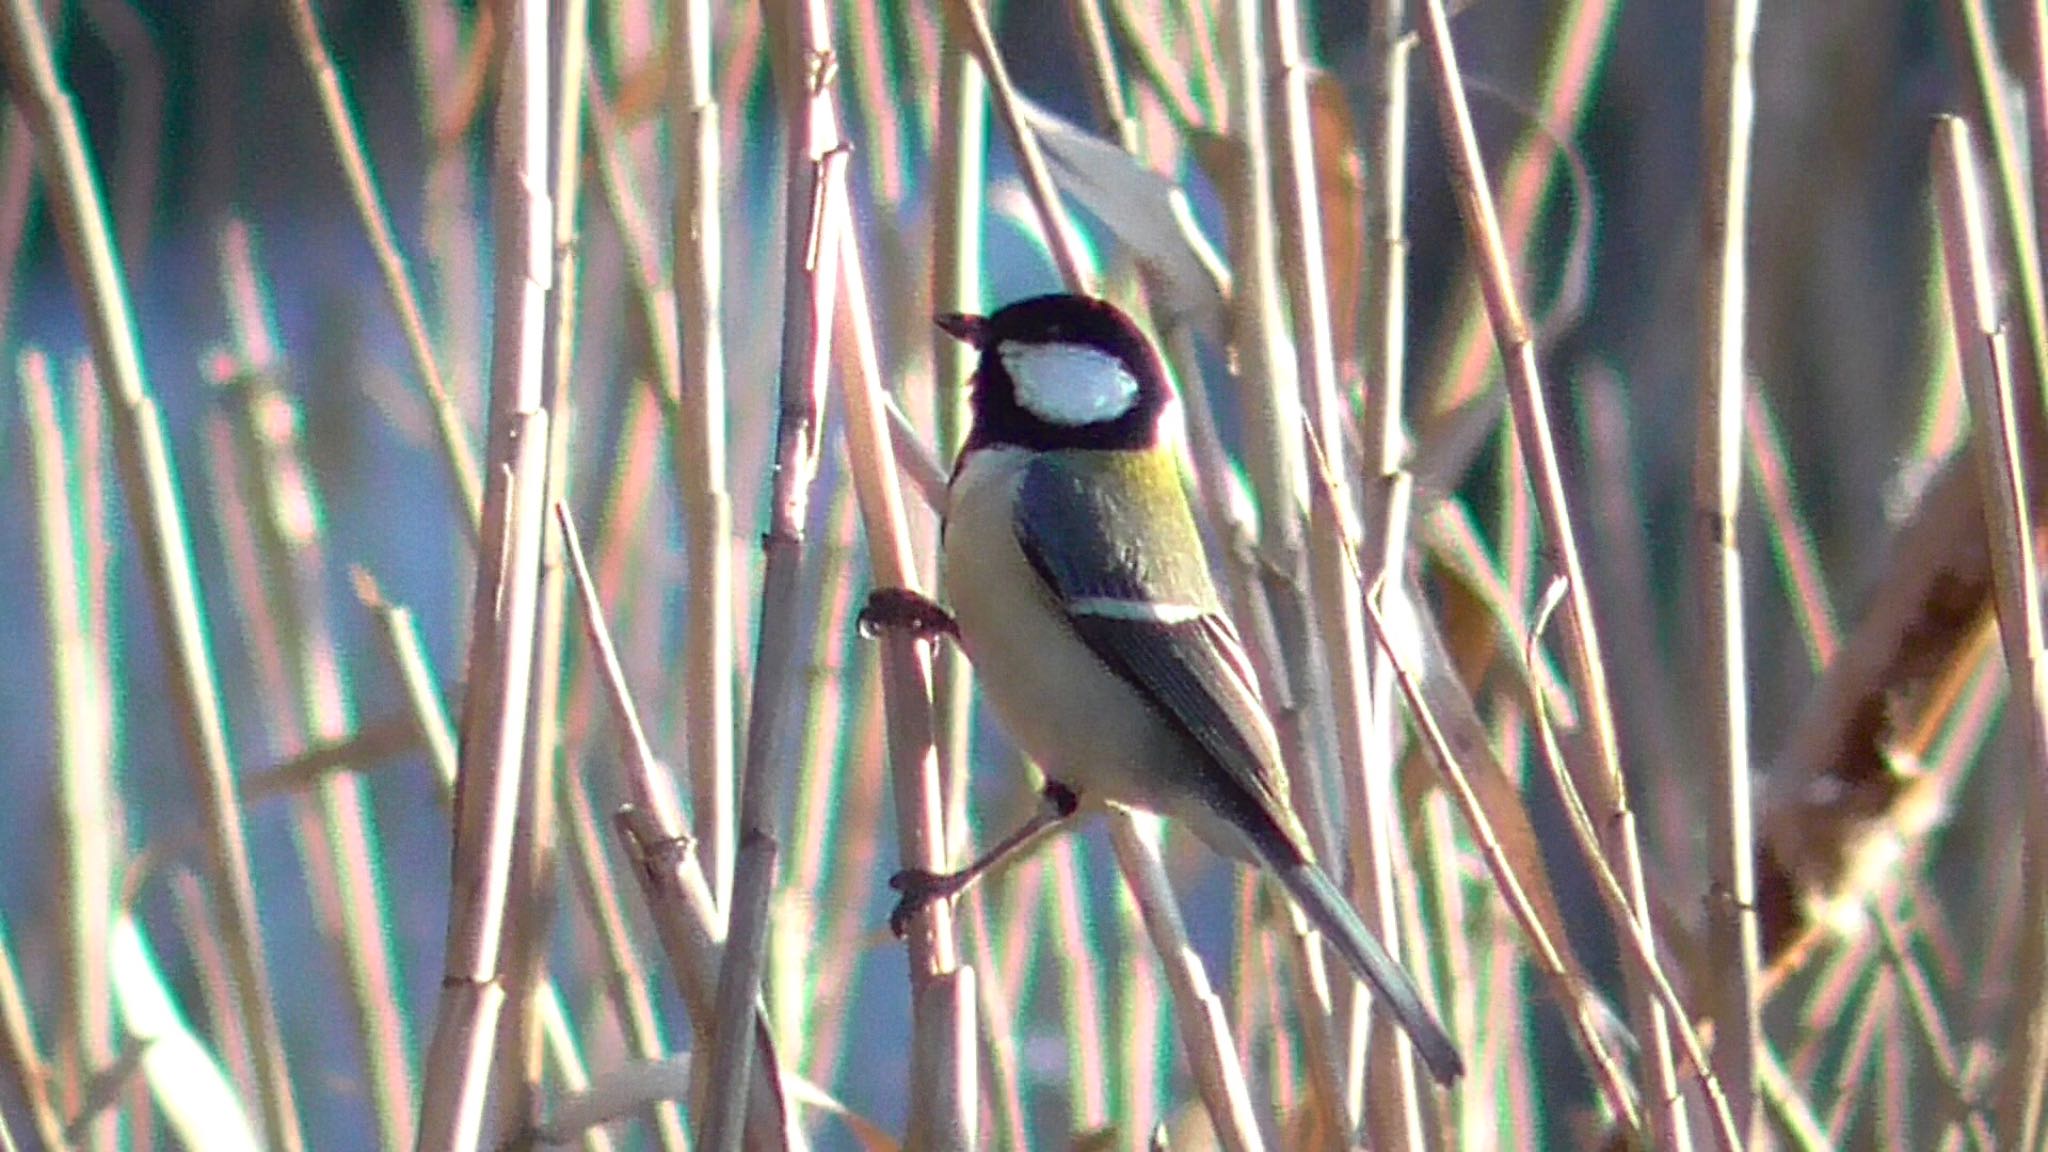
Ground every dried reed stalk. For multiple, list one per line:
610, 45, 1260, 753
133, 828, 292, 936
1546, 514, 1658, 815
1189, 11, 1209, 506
700, 3, 850, 1144
415, 0, 552, 1142
277, 0, 483, 536
1414, 0, 1693, 1144
0, 2, 305, 1146
1697, 0, 1764, 1138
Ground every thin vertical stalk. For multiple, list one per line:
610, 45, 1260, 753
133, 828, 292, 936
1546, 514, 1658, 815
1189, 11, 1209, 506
554, 512, 798, 1152
1698, 0, 1762, 1139
669, 0, 737, 910
557, 772, 687, 1150
1108, 820, 1269, 1152
0, 4, 305, 1148
836, 187, 979, 1150
216, 223, 419, 1151
1422, 0, 1619, 416
930, 0, 985, 929
1266, 1, 1427, 1144
1413, 1, 1692, 1146
1220, 0, 1313, 707
930, 19, 1010, 1141
415, 0, 551, 1144
1950, 0, 2048, 412
1215, 7, 1359, 1130
277, 0, 483, 537
940, 0, 1095, 295
0, 916, 65, 1152
700, 2, 847, 1141
1932, 116, 2048, 1152
19, 356, 91, 1152
497, 0, 591, 1124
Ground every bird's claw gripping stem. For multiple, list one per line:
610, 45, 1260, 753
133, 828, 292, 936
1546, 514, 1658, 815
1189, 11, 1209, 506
858, 587, 959, 643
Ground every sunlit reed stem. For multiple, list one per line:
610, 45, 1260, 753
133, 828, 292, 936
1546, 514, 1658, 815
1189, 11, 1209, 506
1698, 0, 1763, 1138
1413, 0, 1699, 1145
700, 4, 850, 1142
416, 0, 551, 1141
277, 0, 483, 537
0, 3, 305, 1146
670, 0, 737, 912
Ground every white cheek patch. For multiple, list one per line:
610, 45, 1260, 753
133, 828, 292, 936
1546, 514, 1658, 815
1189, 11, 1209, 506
1000, 341, 1141, 426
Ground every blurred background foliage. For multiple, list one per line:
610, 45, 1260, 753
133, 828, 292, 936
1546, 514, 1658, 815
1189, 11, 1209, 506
0, 0, 2006, 1148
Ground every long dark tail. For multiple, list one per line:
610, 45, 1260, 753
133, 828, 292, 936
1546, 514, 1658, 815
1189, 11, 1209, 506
1273, 858, 1464, 1085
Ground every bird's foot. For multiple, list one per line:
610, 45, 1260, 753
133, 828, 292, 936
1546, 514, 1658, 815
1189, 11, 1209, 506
886, 782, 1080, 937
887, 867, 972, 938
1041, 780, 1080, 818
858, 588, 959, 643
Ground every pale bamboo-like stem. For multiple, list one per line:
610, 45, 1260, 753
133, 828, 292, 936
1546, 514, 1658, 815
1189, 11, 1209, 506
1523, 600, 1743, 1152
1697, 0, 1762, 1139
1420, 0, 1618, 417
498, 0, 592, 1128
276, 0, 483, 538
0, 4, 304, 1147
1108, 819, 1269, 1152
215, 224, 419, 1151
940, 0, 1094, 295
700, 3, 848, 1139
1264, 2, 1425, 1142
415, 0, 552, 1143
929, 0, 985, 921
1214, 7, 1358, 1129
24, 350, 119, 1152
783, 478, 866, 1075
1931, 116, 2048, 1152
929, 21, 1016, 1143
17, 358, 90, 1152
214, 370, 420, 1150
1361, 577, 1639, 1134
1951, 0, 2048, 409
1413, 3, 1689, 1145
1871, 905, 1991, 1148
552, 510, 798, 1152
669, 0, 737, 910
557, 771, 684, 1150
1220, 0, 1315, 715
0, 919, 63, 1152
834, 193, 978, 1146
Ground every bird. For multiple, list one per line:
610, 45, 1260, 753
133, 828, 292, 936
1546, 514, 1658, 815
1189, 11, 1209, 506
859, 291, 1463, 1086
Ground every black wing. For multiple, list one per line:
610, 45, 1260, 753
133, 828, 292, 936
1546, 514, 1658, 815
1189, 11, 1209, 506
1014, 454, 1306, 860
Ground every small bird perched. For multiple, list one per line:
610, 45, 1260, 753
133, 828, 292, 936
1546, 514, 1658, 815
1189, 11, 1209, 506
863, 292, 1463, 1086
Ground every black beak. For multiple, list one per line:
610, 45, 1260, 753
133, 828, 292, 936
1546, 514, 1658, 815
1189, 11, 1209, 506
935, 312, 990, 347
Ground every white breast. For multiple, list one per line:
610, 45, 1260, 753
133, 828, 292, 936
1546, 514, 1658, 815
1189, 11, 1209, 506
941, 448, 1189, 814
